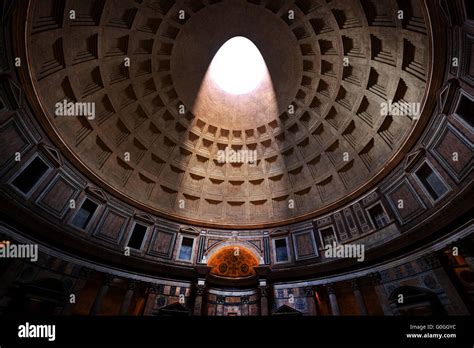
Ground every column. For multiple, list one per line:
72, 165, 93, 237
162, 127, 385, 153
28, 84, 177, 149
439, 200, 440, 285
426, 252, 470, 315
90, 274, 114, 315
193, 265, 211, 316
326, 284, 340, 316
351, 279, 368, 315
369, 272, 393, 315
241, 296, 250, 316
142, 284, 161, 316
62, 267, 91, 315
304, 286, 318, 315
216, 295, 225, 316
259, 280, 269, 316
119, 280, 137, 316
193, 279, 206, 316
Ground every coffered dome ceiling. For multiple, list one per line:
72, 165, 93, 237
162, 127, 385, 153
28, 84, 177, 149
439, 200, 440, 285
21, 0, 434, 228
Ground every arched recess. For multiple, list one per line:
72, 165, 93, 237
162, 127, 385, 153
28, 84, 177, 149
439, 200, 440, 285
5, 278, 68, 316
389, 286, 445, 316
205, 242, 262, 279
204, 240, 263, 264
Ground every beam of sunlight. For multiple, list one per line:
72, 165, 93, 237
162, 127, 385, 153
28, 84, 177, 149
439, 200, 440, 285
192, 36, 279, 130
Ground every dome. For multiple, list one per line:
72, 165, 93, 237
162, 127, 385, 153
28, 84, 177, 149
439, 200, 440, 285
22, 0, 434, 227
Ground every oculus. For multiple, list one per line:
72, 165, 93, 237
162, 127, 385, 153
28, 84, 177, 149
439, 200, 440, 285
209, 36, 267, 95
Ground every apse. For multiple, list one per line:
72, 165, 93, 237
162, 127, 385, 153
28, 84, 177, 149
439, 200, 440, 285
207, 245, 260, 278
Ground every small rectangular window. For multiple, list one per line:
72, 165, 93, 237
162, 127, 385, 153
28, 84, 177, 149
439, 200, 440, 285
368, 204, 389, 229
178, 237, 194, 261
320, 227, 337, 247
415, 163, 448, 201
127, 224, 147, 250
12, 157, 49, 194
275, 239, 289, 262
71, 199, 98, 229
456, 94, 474, 127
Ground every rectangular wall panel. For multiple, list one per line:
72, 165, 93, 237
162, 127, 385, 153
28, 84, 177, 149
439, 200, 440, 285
0, 118, 34, 175
430, 122, 473, 183
35, 172, 81, 219
147, 226, 177, 259
93, 207, 130, 244
384, 177, 427, 224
